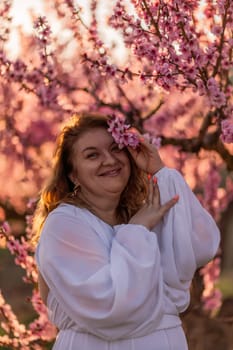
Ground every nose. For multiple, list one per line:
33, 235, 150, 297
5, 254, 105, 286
101, 151, 118, 165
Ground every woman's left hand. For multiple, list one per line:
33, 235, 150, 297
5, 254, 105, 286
129, 175, 179, 230
127, 136, 164, 174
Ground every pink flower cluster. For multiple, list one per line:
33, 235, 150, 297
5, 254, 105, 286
7, 236, 37, 280
0, 221, 11, 235
202, 163, 221, 220
0, 14, 60, 110
106, 0, 233, 113
0, 0, 12, 43
200, 257, 222, 314
33, 16, 52, 47
0, 225, 56, 349
221, 117, 233, 143
107, 115, 140, 149
206, 78, 226, 108
143, 133, 161, 149
107, 115, 161, 149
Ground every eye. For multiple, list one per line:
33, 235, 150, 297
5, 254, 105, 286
86, 152, 98, 159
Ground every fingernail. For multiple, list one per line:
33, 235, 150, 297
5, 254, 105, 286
173, 195, 179, 201
147, 174, 151, 180
153, 176, 157, 184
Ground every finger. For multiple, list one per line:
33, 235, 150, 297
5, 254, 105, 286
126, 144, 144, 159
147, 174, 153, 204
140, 136, 156, 152
159, 195, 179, 216
152, 176, 160, 205
128, 127, 140, 136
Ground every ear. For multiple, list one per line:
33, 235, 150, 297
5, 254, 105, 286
69, 173, 79, 186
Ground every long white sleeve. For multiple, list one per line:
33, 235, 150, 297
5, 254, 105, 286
154, 167, 220, 312
36, 204, 165, 340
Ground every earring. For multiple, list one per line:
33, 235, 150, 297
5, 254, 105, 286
71, 183, 80, 198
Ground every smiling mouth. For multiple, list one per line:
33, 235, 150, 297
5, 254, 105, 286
100, 168, 121, 176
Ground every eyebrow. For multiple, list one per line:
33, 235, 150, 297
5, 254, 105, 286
81, 141, 116, 153
81, 146, 97, 153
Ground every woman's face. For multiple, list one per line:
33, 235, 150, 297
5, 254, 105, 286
71, 127, 131, 200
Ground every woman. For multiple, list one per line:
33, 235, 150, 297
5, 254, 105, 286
34, 113, 220, 350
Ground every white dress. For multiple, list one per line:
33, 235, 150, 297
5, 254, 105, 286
35, 167, 220, 350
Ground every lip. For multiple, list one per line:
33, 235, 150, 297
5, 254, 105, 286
99, 168, 121, 176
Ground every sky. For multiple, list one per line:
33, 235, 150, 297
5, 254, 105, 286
8, 0, 125, 60
10, 0, 93, 25
8, 0, 91, 55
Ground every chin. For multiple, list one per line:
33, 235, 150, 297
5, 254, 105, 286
103, 185, 126, 194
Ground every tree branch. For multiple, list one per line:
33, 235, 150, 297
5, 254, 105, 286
161, 131, 233, 170
141, 0, 162, 39
143, 100, 164, 120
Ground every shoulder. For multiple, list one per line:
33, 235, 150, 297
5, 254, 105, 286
39, 204, 95, 241
42, 204, 94, 231
48, 203, 90, 220
39, 204, 110, 252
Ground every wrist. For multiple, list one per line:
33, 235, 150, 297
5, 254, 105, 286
128, 218, 150, 230
149, 161, 165, 175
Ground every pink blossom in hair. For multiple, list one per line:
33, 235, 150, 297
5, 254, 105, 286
107, 115, 140, 149
107, 114, 161, 149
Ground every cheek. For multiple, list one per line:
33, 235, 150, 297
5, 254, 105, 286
75, 161, 99, 179
120, 154, 131, 174
119, 150, 130, 162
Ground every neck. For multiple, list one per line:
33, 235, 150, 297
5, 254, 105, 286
79, 190, 121, 226
93, 207, 119, 226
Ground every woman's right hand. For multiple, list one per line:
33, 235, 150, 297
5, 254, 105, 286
127, 134, 164, 174
129, 175, 179, 231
